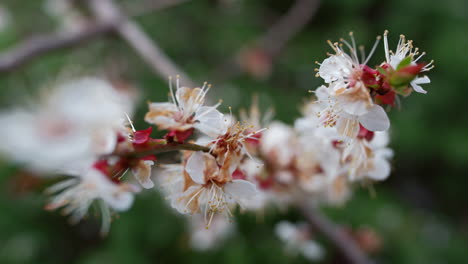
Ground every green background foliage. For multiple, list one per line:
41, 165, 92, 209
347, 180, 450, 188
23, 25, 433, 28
0, 0, 467, 263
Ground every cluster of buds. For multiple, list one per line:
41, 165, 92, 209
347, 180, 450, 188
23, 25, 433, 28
0, 31, 432, 251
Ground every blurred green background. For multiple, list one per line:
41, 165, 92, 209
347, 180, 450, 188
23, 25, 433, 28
0, 0, 467, 263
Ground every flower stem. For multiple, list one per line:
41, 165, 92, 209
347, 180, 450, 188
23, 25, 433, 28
126, 142, 211, 159
298, 201, 372, 264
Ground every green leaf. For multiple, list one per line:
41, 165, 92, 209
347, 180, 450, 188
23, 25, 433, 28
396, 56, 413, 70
377, 66, 388, 76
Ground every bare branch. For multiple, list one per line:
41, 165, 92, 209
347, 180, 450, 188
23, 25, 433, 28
258, 0, 321, 57
212, 0, 321, 80
0, 0, 192, 84
127, 0, 190, 17
87, 0, 196, 87
124, 142, 211, 159
0, 22, 116, 72
298, 202, 373, 264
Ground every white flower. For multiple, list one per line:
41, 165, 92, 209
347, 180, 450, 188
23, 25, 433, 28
170, 152, 259, 226
314, 86, 389, 138
344, 129, 393, 181
295, 134, 342, 193
260, 122, 296, 168
145, 79, 226, 138
275, 221, 324, 261
383, 31, 433, 94
200, 115, 266, 180
157, 164, 185, 197
314, 33, 392, 137
188, 214, 235, 251
318, 33, 381, 92
0, 77, 134, 172
45, 166, 139, 234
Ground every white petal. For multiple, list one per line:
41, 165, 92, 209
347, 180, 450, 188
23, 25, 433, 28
185, 151, 206, 184
147, 102, 178, 113
176, 87, 204, 114
171, 185, 203, 214
359, 105, 390, 132
144, 102, 178, 125
224, 180, 258, 208
92, 127, 117, 155
370, 131, 390, 148
105, 192, 134, 211
314, 85, 332, 101
318, 55, 353, 83
367, 156, 391, 180
410, 76, 430, 94
336, 116, 360, 138
194, 106, 228, 138
131, 160, 155, 189
340, 99, 369, 116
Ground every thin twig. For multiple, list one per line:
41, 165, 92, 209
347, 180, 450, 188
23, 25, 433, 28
212, 0, 321, 81
86, 0, 195, 87
298, 202, 373, 264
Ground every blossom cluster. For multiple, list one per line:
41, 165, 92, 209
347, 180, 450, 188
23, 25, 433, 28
0, 31, 432, 250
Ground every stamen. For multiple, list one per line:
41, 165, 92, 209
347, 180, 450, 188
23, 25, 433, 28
349, 31, 359, 63
363, 35, 381, 65
359, 45, 366, 63
327, 40, 338, 52
383, 30, 390, 63
422, 60, 434, 71
184, 187, 204, 212
125, 113, 136, 132
168, 76, 177, 106
414, 51, 426, 62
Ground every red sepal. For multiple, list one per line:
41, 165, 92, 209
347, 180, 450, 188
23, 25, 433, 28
375, 90, 396, 107
357, 124, 375, 141
257, 175, 274, 190
245, 132, 262, 147
140, 155, 157, 161
164, 128, 194, 143
398, 63, 425, 75
133, 127, 153, 145
117, 133, 127, 143
232, 169, 247, 180
93, 160, 110, 176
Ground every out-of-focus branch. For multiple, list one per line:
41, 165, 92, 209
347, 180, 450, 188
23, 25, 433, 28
0, 22, 116, 72
212, 0, 321, 81
0, 0, 193, 85
86, 0, 195, 87
298, 202, 372, 264
127, 0, 190, 17
257, 0, 321, 57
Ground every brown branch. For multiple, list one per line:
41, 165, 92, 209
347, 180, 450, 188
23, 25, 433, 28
126, 142, 211, 159
127, 0, 190, 17
298, 202, 373, 264
212, 0, 321, 81
0, 22, 116, 72
86, 0, 195, 87
0, 0, 192, 84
